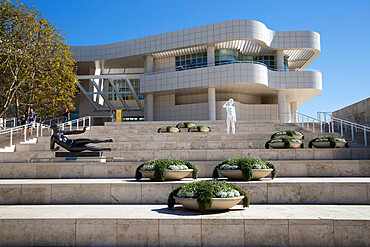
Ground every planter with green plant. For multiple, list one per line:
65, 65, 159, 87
212, 157, 276, 181
188, 125, 212, 132
157, 126, 181, 133
168, 180, 249, 212
176, 122, 197, 128
271, 130, 305, 140
309, 136, 349, 148
135, 159, 198, 181
265, 136, 304, 149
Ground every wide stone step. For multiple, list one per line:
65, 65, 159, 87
35, 131, 337, 143
3, 148, 369, 162
0, 204, 368, 246
0, 178, 368, 205
1, 160, 368, 179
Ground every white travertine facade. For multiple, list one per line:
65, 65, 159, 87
71, 20, 322, 122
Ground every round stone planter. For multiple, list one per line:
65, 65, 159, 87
199, 128, 210, 132
173, 196, 244, 211
177, 123, 196, 128
312, 141, 346, 148
268, 141, 301, 149
274, 134, 303, 140
169, 128, 180, 133
218, 169, 273, 180
140, 169, 193, 180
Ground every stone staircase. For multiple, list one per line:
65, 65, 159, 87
0, 120, 369, 246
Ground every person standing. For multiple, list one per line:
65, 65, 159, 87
19, 114, 27, 135
63, 108, 70, 123
28, 109, 36, 135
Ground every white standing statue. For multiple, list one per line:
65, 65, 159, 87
223, 98, 236, 134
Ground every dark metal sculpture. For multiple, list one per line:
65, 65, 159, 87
50, 124, 113, 152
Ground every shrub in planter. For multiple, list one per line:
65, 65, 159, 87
188, 125, 212, 132
176, 122, 197, 128
265, 136, 304, 149
168, 180, 249, 213
212, 157, 276, 181
271, 130, 305, 140
309, 136, 349, 148
135, 158, 197, 181
157, 126, 181, 133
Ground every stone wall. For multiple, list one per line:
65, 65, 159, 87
333, 98, 369, 125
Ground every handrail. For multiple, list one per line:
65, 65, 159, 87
0, 117, 17, 129
317, 112, 369, 147
270, 112, 325, 133
318, 112, 370, 128
41, 116, 67, 125
144, 61, 321, 75
0, 116, 92, 151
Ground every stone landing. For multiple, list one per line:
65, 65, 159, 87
0, 204, 368, 246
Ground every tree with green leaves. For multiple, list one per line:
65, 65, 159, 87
0, 0, 78, 120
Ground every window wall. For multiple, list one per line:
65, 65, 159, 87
108, 78, 144, 101
215, 49, 279, 70
173, 49, 289, 71
175, 52, 207, 71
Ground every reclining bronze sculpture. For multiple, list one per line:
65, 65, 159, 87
50, 124, 113, 152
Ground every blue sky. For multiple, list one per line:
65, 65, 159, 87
19, 0, 370, 117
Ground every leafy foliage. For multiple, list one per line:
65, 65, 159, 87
188, 125, 212, 132
157, 126, 181, 133
168, 180, 249, 213
271, 130, 305, 140
0, 0, 78, 118
176, 122, 196, 128
212, 157, 276, 181
265, 136, 303, 149
309, 136, 349, 148
135, 159, 198, 181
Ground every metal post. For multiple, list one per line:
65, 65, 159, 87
331, 119, 334, 133
351, 124, 354, 141
89, 116, 91, 127
83, 118, 85, 128
13, 118, 16, 127
320, 122, 323, 133
340, 121, 343, 136
24, 125, 27, 142
312, 120, 315, 133
10, 128, 13, 147
364, 128, 367, 147
36, 123, 39, 137
41, 125, 43, 137
70, 121, 72, 131
77, 120, 79, 130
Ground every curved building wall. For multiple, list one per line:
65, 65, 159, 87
71, 20, 320, 62
153, 93, 276, 121
140, 63, 322, 93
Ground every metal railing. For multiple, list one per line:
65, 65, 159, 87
1, 118, 17, 129
0, 116, 92, 151
144, 61, 321, 75
56, 116, 91, 131
269, 112, 325, 133
317, 112, 369, 147
42, 116, 68, 126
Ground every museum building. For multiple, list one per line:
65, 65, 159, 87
71, 19, 322, 122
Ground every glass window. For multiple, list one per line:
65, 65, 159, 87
175, 51, 208, 71
214, 49, 277, 70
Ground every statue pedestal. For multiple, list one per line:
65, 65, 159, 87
55, 152, 103, 158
